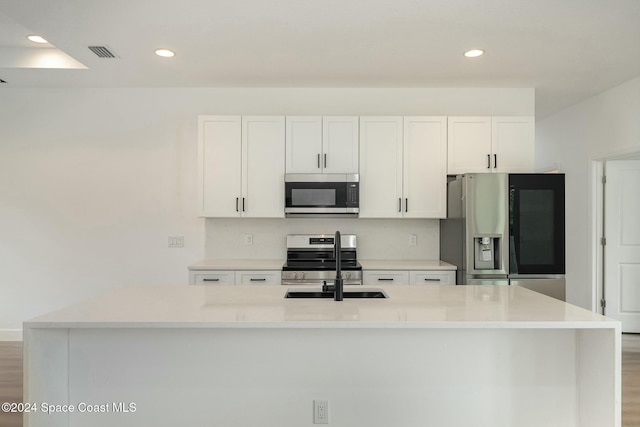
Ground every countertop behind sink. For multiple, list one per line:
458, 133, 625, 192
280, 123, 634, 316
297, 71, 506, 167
188, 259, 456, 271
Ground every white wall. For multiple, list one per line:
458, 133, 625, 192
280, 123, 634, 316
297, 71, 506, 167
0, 87, 533, 337
536, 76, 640, 309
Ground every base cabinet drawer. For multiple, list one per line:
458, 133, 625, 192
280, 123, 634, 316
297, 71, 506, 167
363, 270, 409, 285
410, 271, 456, 285
235, 271, 280, 285
191, 271, 235, 285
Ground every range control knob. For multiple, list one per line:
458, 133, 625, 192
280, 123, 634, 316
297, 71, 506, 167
345, 272, 352, 279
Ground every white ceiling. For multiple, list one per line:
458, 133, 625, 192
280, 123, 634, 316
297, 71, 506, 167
1, 0, 639, 117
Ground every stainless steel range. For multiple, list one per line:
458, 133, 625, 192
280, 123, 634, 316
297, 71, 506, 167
281, 234, 363, 286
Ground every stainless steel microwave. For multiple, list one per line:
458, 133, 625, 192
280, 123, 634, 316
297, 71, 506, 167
284, 174, 359, 217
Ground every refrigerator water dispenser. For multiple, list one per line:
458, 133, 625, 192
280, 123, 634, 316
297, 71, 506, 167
474, 237, 501, 270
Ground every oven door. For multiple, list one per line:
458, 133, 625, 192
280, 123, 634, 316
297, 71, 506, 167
285, 174, 359, 217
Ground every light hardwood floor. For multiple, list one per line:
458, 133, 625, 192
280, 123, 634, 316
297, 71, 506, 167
0, 342, 22, 427
1, 335, 639, 426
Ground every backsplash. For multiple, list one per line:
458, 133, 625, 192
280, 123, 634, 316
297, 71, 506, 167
204, 218, 439, 260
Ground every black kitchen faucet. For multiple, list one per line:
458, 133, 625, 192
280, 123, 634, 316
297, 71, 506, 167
322, 230, 344, 301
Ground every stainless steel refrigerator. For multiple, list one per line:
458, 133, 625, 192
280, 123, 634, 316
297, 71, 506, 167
440, 173, 566, 300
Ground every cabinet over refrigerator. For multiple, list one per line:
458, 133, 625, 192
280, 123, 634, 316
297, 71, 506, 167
440, 173, 565, 300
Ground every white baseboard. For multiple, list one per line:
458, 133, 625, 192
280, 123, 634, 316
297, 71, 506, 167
0, 329, 23, 341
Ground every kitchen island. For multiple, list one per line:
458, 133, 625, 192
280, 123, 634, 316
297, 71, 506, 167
24, 285, 620, 427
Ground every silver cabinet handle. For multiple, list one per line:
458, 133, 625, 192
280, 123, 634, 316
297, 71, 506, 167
423, 278, 441, 282
487, 154, 491, 169
378, 278, 394, 281
242, 198, 246, 212
324, 153, 327, 168
203, 278, 220, 282
317, 154, 321, 168
250, 278, 266, 282
398, 198, 402, 212
235, 198, 239, 212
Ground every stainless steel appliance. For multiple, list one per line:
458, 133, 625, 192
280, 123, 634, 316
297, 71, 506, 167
281, 234, 363, 286
440, 173, 566, 300
284, 174, 359, 217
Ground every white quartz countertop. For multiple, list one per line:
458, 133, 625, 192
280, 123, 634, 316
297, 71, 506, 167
360, 260, 456, 270
188, 259, 285, 270
25, 285, 617, 330
188, 259, 456, 270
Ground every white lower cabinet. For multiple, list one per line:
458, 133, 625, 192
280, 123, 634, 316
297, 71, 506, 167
364, 270, 456, 285
409, 271, 456, 285
235, 271, 280, 285
363, 270, 410, 285
190, 270, 280, 285
190, 271, 235, 285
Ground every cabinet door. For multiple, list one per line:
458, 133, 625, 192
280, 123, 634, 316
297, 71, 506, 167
403, 117, 447, 218
190, 271, 236, 285
285, 116, 322, 173
322, 116, 359, 174
235, 270, 281, 285
198, 116, 242, 217
242, 116, 286, 218
491, 117, 535, 173
409, 271, 456, 285
363, 270, 409, 285
447, 117, 492, 175
359, 117, 403, 218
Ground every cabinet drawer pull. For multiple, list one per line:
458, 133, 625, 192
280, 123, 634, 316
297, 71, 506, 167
242, 197, 246, 212
317, 153, 321, 168
235, 197, 239, 212
324, 153, 327, 168
494, 154, 497, 169
378, 278, 394, 281
487, 154, 491, 169
250, 278, 267, 282
398, 198, 402, 212
405, 198, 408, 213
203, 278, 220, 282
423, 278, 441, 282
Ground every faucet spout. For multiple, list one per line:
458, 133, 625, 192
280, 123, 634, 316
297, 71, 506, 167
334, 230, 343, 301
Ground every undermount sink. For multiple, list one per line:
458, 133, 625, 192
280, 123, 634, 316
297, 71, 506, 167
285, 289, 388, 299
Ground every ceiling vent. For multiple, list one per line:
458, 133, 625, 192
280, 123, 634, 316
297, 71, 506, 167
88, 46, 117, 58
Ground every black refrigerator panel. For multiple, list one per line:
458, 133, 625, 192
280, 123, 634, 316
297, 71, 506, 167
508, 174, 565, 275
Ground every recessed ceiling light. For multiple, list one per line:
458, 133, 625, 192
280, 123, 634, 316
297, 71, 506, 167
155, 49, 175, 58
27, 35, 48, 44
464, 49, 484, 58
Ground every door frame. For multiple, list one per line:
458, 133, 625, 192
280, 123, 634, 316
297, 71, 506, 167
591, 149, 640, 315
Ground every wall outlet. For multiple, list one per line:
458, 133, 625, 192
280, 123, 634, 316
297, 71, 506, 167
243, 234, 253, 245
409, 234, 417, 246
313, 400, 329, 424
168, 236, 184, 248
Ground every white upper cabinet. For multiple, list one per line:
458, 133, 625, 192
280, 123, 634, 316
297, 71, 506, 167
322, 116, 359, 174
199, 116, 242, 217
198, 115, 285, 218
359, 116, 447, 218
359, 117, 404, 218
403, 116, 448, 218
285, 116, 322, 173
491, 117, 535, 173
447, 116, 534, 175
285, 116, 359, 174
242, 116, 286, 218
